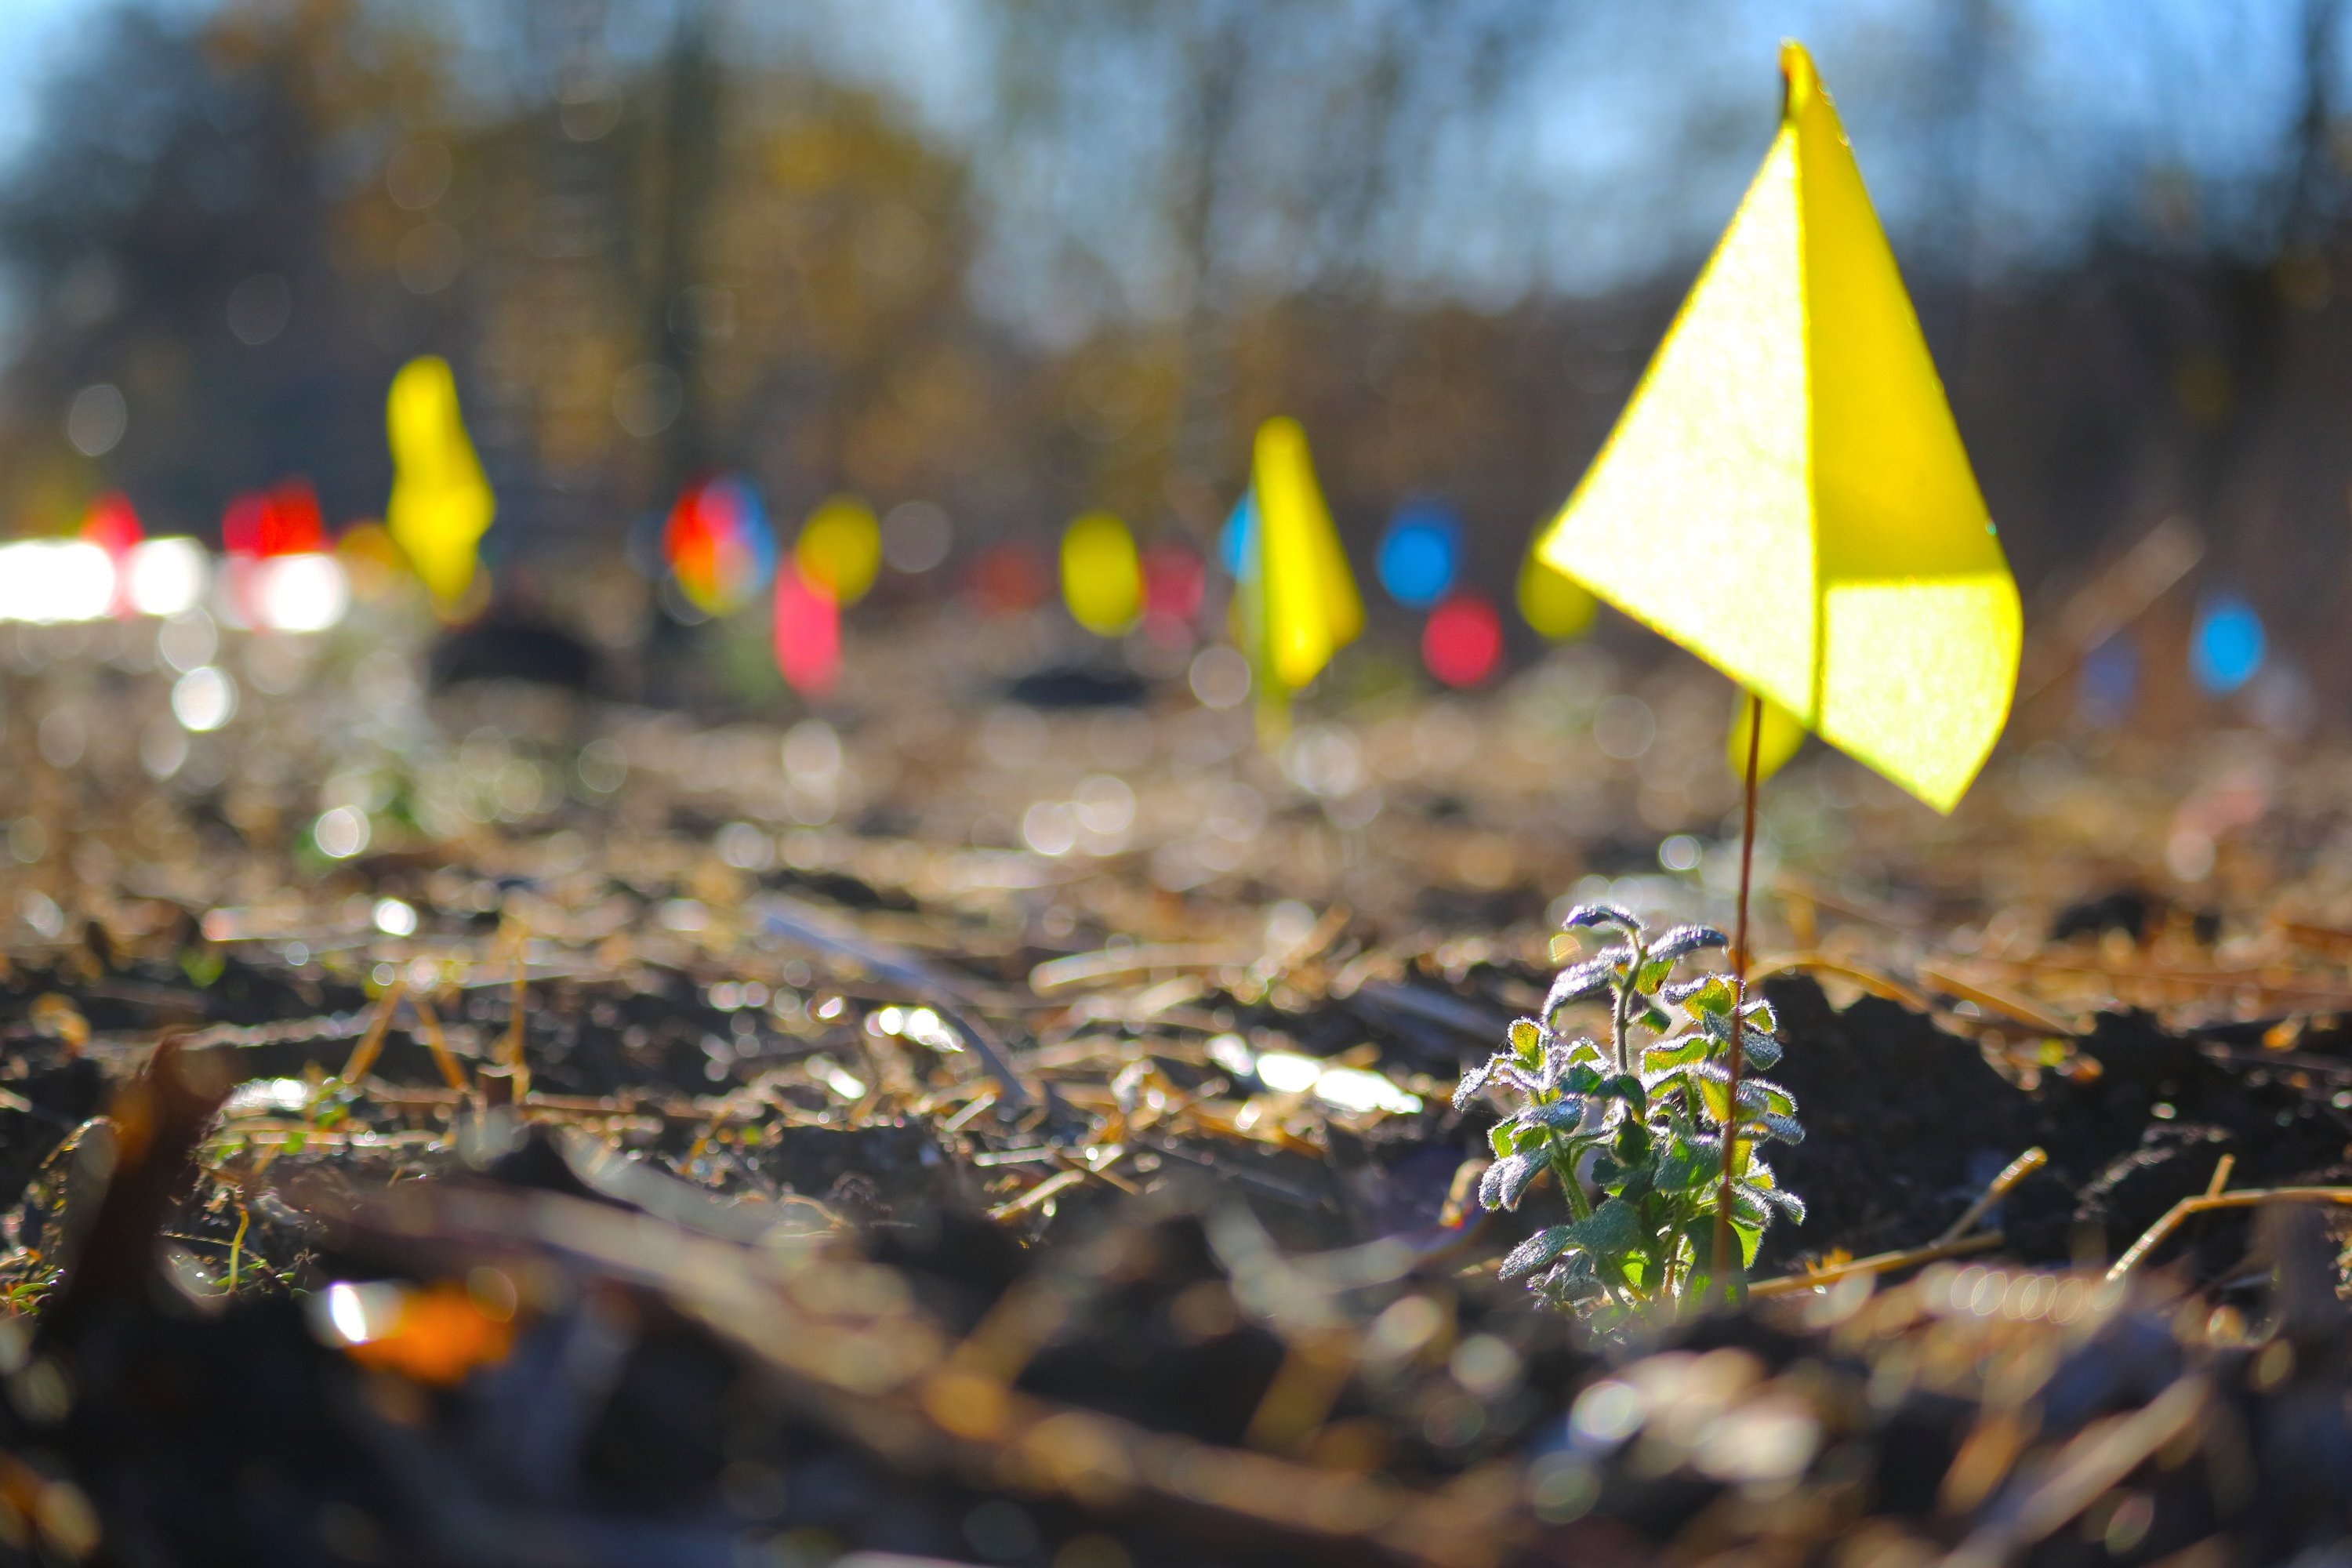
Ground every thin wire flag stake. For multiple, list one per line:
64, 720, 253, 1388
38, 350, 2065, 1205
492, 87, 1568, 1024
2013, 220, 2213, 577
1715, 690, 1765, 1287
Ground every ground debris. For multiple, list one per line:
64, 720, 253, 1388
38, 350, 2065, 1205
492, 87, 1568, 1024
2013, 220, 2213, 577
3, 621, 2352, 1559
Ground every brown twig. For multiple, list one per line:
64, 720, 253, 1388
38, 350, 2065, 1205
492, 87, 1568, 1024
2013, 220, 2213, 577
336, 977, 407, 1086
2106, 1186, 2352, 1281
2203, 1153, 2235, 1200
1029, 944, 1258, 995
1242, 1327, 1356, 1454
1940, 1375, 2209, 1568
1955, 953, 2352, 1013
339, 1180, 1512, 1565
2013, 514, 2203, 706
1771, 873, 1927, 933
403, 987, 471, 1094
1913, 964, 2085, 1036
1750, 1144, 2045, 1298
1936, 1147, 2049, 1245
1748, 1230, 2005, 1298
987, 1167, 1087, 1221
1749, 952, 1940, 1013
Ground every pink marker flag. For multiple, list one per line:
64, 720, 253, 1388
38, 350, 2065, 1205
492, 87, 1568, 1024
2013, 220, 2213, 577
773, 561, 840, 698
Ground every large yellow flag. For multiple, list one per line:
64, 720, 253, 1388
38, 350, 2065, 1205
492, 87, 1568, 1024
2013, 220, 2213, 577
1236, 417, 1363, 731
385, 357, 494, 610
1536, 42, 2019, 812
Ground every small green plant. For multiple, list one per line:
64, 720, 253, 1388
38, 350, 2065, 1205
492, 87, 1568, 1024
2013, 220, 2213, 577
1455, 903, 1804, 1320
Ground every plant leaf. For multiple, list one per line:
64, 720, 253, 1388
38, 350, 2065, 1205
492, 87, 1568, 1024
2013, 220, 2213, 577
1661, 975, 1733, 1010
1594, 1073, 1647, 1115
1678, 1218, 1732, 1277
1650, 924, 1730, 962
1481, 1151, 1544, 1211
1544, 955, 1625, 1016
1521, 1098, 1588, 1131
1558, 1036, 1608, 1069
1641, 1034, 1709, 1073
1726, 1184, 1772, 1232
1694, 1072, 1730, 1123
1453, 1058, 1497, 1110
1560, 903, 1640, 933
1499, 1225, 1576, 1280
1569, 1195, 1646, 1257
1538, 1250, 1600, 1301
1654, 1139, 1715, 1192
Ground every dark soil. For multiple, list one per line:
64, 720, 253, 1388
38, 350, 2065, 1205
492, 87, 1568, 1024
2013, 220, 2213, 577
1763, 976, 2352, 1277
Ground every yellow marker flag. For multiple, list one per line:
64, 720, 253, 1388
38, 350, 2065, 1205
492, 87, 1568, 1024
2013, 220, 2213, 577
385, 357, 494, 609
796, 496, 881, 605
1235, 418, 1363, 730
1517, 546, 1597, 641
1728, 691, 1808, 783
1534, 42, 2020, 813
1062, 510, 1142, 636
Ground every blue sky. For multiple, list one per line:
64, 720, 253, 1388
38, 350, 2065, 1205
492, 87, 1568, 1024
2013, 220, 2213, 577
0, 0, 108, 167
768, 0, 2352, 336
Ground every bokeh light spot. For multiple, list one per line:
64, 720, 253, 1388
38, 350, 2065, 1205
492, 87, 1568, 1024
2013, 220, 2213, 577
1422, 594, 1502, 687
171, 666, 237, 732
1518, 553, 1597, 640
966, 540, 1051, 615
2191, 593, 2264, 695
2078, 635, 2138, 728
1142, 541, 1204, 628
881, 501, 953, 574
665, 475, 775, 615
1061, 510, 1142, 636
1219, 493, 1253, 576
773, 562, 841, 697
796, 496, 882, 606
1377, 504, 1460, 608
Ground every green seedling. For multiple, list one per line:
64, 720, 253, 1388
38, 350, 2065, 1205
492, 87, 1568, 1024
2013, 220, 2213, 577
1454, 902, 1804, 1323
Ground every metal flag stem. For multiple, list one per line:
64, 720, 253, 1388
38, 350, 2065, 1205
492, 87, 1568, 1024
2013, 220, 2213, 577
1715, 690, 1766, 1290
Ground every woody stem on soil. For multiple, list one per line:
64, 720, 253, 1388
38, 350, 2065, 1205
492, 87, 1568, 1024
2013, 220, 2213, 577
1714, 691, 1765, 1287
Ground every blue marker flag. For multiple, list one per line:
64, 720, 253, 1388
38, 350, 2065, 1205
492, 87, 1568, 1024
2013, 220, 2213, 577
2191, 593, 2264, 695
2078, 636, 2137, 728
1220, 493, 1254, 577
1377, 503, 1461, 608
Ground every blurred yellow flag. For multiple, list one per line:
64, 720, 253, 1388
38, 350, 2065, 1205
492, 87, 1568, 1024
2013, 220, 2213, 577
1728, 691, 1808, 783
1236, 418, 1362, 722
1062, 510, 1142, 636
1516, 547, 1597, 641
1534, 42, 2020, 813
386, 357, 494, 608
796, 496, 881, 605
